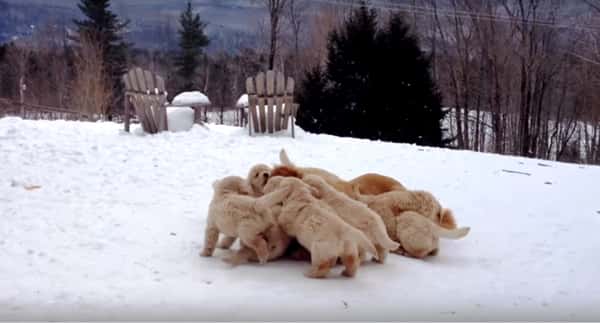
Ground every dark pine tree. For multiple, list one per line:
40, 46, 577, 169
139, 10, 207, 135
175, 1, 209, 92
297, 2, 447, 147
372, 13, 446, 146
0, 43, 7, 62
74, 0, 128, 116
296, 66, 331, 133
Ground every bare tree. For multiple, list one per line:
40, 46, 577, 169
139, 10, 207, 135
70, 34, 112, 120
305, 3, 348, 67
264, 0, 288, 70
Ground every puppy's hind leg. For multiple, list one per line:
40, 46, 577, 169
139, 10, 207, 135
374, 244, 388, 264
239, 231, 269, 264
200, 224, 220, 257
341, 241, 360, 277
305, 242, 335, 279
218, 236, 236, 249
222, 245, 254, 267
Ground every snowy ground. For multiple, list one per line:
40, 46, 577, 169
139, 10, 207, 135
1, 117, 599, 320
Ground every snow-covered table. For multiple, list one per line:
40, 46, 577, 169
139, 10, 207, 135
236, 94, 249, 127
170, 91, 211, 128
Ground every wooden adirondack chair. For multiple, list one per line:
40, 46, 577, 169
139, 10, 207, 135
122, 67, 168, 134
246, 70, 299, 137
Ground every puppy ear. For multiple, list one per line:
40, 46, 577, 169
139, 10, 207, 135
440, 208, 457, 229
309, 186, 321, 198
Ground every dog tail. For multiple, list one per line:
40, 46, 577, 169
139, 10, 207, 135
279, 148, 296, 167
433, 225, 470, 240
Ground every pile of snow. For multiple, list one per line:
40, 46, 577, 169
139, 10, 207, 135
166, 107, 195, 132
236, 94, 248, 107
171, 91, 210, 106
1, 116, 600, 320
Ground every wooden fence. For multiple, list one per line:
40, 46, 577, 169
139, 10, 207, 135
0, 97, 82, 120
0, 97, 247, 127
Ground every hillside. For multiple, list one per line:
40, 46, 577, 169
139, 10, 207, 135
1, 117, 599, 320
0, 0, 263, 50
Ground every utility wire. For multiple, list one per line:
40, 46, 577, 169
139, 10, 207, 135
305, 0, 600, 31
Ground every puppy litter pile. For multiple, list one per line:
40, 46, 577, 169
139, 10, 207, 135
201, 150, 470, 278
1, 117, 599, 320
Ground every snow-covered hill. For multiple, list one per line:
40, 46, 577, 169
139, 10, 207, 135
1, 117, 599, 320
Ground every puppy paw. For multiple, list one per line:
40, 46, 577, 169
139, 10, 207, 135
222, 255, 243, 267
304, 270, 327, 279
372, 256, 385, 264
199, 248, 213, 257
341, 269, 357, 278
258, 256, 268, 265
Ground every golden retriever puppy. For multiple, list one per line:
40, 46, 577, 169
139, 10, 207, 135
394, 211, 469, 259
353, 188, 469, 257
216, 164, 273, 250
354, 187, 458, 230
302, 174, 400, 263
278, 148, 405, 198
348, 173, 406, 195
263, 176, 377, 278
200, 176, 290, 264
247, 163, 272, 196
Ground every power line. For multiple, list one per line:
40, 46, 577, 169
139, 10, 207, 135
306, 0, 600, 32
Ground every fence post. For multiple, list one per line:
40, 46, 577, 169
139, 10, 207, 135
124, 96, 130, 132
19, 77, 26, 118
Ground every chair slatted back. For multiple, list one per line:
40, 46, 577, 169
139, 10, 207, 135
246, 70, 299, 137
122, 67, 168, 134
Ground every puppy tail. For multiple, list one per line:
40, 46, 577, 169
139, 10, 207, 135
279, 148, 296, 167
433, 225, 470, 240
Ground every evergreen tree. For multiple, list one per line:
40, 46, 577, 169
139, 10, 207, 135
325, 4, 378, 139
296, 3, 447, 146
372, 13, 446, 146
296, 66, 330, 133
0, 43, 7, 63
74, 0, 128, 116
176, 1, 209, 92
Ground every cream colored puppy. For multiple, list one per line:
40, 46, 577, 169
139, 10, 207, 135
354, 187, 458, 230
353, 188, 469, 258
247, 163, 272, 196
200, 176, 290, 264
216, 164, 274, 250
263, 176, 377, 278
394, 211, 469, 258
302, 174, 400, 263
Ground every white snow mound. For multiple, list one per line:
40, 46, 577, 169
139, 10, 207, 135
236, 94, 248, 107
166, 107, 195, 132
172, 91, 210, 106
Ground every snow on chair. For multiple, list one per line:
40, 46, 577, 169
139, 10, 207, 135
122, 67, 168, 134
246, 70, 299, 138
